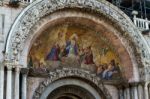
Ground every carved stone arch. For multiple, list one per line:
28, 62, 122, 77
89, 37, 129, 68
32, 68, 112, 99
4, 0, 150, 81
5, 0, 150, 66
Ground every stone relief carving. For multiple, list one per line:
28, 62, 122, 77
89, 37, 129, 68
5, 0, 150, 80
139, 66, 150, 81
144, 66, 150, 80
32, 68, 111, 99
139, 67, 145, 81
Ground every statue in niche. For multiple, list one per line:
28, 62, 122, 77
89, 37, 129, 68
81, 46, 97, 72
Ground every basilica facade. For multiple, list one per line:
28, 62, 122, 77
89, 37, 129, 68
0, 0, 150, 99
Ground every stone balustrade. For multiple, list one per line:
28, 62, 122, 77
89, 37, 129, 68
132, 11, 150, 31
133, 17, 150, 31
19, 0, 34, 4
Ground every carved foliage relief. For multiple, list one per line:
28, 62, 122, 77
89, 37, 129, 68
6, 0, 150, 80
7, 0, 150, 66
32, 68, 111, 99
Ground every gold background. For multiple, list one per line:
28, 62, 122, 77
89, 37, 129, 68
29, 24, 121, 67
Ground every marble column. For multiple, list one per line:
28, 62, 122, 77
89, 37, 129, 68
0, 63, 4, 99
6, 65, 13, 99
30, 0, 33, 3
133, 85, 139, 99
131, 85, 137, 99
149, 85, 150, 99
131, 86, 134, 99
145, 82, 150, 99
119, 88, 124, 99
138, 84, 144, 99
14, 66, 21, 99
125, 88, 130, 99
123, 89, 126, 99
21, 68, 29, 99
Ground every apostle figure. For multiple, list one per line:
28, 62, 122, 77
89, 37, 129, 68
46, 42, 60, 61
102, 60, 118, 80
97, 65, 104, 78
65, 33, 79, 58
83, 46, 95, 64
60, 33, 80, 67
81, 46, 97, 72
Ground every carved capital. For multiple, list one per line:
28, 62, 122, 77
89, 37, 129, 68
21, 68, 29, 75
129, 82, 140, 87
7, 65, 13, 71
14, 66, 22, 73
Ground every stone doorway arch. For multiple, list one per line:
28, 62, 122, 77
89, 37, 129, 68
47, 85, 95, 99
32, 68, 111, 99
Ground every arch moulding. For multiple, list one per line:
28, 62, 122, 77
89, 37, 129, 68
32, 68, 111, 99
4, 0, 150, 80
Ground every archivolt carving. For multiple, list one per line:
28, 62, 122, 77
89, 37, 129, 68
6, 0, 150, 66
143, 67, 150, 80
32, 68, 111, 99
5, 0, 150, 79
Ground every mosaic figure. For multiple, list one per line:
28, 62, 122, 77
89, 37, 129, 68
102, 60, 118, 80
65, 33, 79, 58
81, 46, 97, 72
46, 42, 60, 61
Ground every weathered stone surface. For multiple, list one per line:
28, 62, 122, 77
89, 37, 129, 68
4, 0, 150, 80
32, 68, 111, 99
1, 0, 150, 99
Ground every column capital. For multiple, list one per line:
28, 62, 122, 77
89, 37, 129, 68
3, 59, 13, 70
14, 66, 22, 73
7, 65, 13, 71
21, 68, 29, 75
129, 82, 141, 87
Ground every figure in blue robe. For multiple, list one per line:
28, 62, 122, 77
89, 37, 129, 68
65, 40, 78, 56
46, 44, 60, 61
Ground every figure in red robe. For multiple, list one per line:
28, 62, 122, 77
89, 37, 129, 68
83, 46, 95, 64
